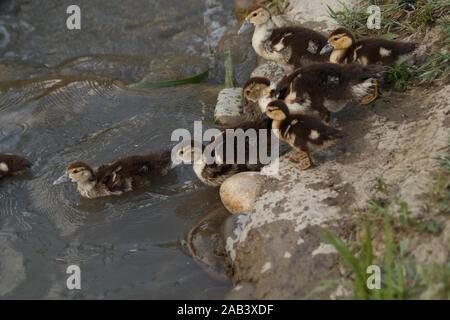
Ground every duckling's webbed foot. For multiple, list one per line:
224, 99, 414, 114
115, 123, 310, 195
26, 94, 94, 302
361, 79, 378, 105
290, 151, 308, 161
297, 156, 312, 170
290, 151, 312, 170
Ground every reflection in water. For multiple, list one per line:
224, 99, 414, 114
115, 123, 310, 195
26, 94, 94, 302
0, 0, 237, 299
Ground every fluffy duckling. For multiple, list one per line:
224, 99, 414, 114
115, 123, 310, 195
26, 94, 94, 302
242, 77, 274, 116
0, 153, 32, 179
321, 27, 418, 66
53, 150, 171, 199
272, 63, 386, 119
265, 100, 347, 170
174, 118, 273, 187
238, 4, 329, 70
320, 27, 417, 103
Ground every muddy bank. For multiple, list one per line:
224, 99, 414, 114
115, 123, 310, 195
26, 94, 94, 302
216, 1, 449, 299
226, 85, 449, 298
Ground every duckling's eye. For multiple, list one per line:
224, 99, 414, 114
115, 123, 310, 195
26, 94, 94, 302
253, 13, 257, 17
73, 170, 79, 173
333, 37, 338, 41
245, 90, 251, 94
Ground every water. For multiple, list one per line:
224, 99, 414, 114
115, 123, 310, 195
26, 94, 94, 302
0, 0, 235, 299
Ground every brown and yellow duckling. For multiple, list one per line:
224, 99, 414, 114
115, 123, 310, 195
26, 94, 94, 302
273, 63, 387, 117
174, 118, 273, 187
320, 27, 417, 103
265, 100, 347, 170
0, 153, 32, 179
246, 63, 385, 120
242, 76, 275, 116
238, 4, 329, 70
321, 27, 418, 66
53, 150, 171, 199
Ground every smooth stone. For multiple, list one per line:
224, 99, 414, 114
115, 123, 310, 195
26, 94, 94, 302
214, 87, 245, 126
220, 172, 267, 214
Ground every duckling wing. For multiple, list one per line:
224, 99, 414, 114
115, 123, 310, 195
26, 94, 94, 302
95, 151, 171, 191
270, 27, 327, 56
356, 39, 417, 65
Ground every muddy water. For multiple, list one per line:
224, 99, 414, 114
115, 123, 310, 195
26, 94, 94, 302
0, 0, 236, 299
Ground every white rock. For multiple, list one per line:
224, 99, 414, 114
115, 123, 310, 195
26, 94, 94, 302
220, 172, 267, 214
214, 87, 244, 126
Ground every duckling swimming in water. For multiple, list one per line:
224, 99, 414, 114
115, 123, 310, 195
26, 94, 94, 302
265, 100, 347, 170
53, 150, 171, 199
320, 27, 417, 104
174, 118, 274, 187
0, 153, 32, 179
238, 4, 329, 70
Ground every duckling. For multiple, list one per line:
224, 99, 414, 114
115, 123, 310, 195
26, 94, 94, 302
271, 63, 386, 120
321, 27, 417, 66
242, 76, 275, 116
265, 100, 347, 170
174, 118, 273, 187
320, 27, 417, 103
238, 4, 329, 70
0, 153, 32, 179
53, 150, 171, 199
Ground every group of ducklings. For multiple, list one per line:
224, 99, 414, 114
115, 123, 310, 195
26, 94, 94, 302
239, 4, 417, 169
0, 4, 418, 199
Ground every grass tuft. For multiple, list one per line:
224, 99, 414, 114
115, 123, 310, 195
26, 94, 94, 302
312, 138, 450, 300
384, 64, 415, 91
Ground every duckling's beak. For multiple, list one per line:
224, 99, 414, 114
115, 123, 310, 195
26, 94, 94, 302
53, 172, 70, 185
238, 19, 251, 35
320, 43, 334, 55
170, 149, 182, 168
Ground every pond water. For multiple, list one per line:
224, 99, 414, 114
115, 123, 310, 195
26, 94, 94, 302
0, 0, 236, 299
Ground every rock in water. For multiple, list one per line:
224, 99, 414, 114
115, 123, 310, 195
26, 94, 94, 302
187, 207, 232, 281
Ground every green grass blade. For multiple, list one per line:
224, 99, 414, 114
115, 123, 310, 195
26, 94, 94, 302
127, 69, 209, 88
319, 231, 367, 299
224, 50, 234, 88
